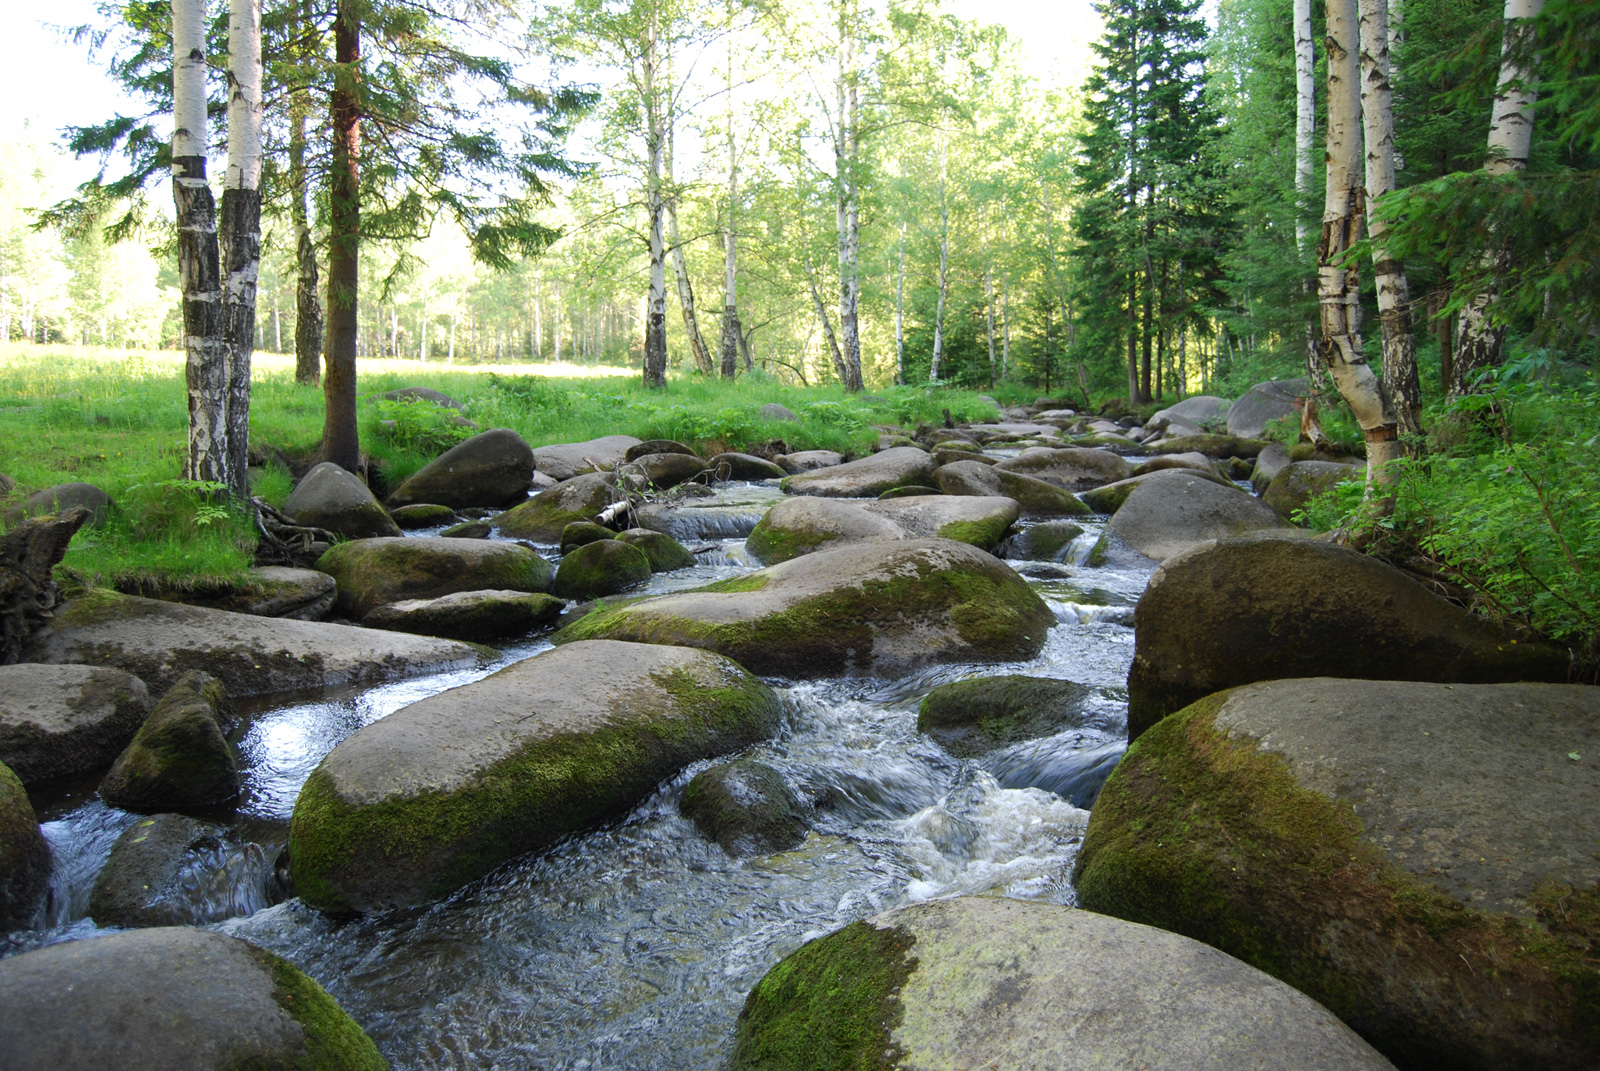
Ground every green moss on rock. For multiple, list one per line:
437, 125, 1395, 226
744, 520, 831, 565
247, 945, 390, 1070
0, 760, 49, 928
552, 540, 652, 600
935, 516, 1011, 549
731, 921, 918, 1071
918, 675, 1094, 757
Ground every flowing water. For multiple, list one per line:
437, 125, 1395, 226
2, 478, 1156, 1071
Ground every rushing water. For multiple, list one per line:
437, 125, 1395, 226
2, 477, 1155, 1070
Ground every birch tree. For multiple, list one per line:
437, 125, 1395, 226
221, 0, 263, 500
833, 0, 864, 391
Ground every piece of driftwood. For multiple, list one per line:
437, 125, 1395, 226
0, 507, 91, 664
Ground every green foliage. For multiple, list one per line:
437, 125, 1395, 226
365, 397, 475, 455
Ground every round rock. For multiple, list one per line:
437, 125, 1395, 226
390, 503, 458, 529
776, 449, 843, 474
994, 446, 1133, 491
89, 813, 235, 928
780, 446, 934, 498
1226, 378, 1307, 439
363, 590, 565, 643
0, 664, 151, 785
534, 435, 643, 482
99, 671, 239, 812
493, 472, 628, 542
707, 452, 786, 480
616, 528, 697, 572
552, 539, 653, 600
385, 428, 535, 510
284, 462, 401, 539
317, 536, 553, 619
681, 759, 807, 856
1102, 469, 1291, 561
0, 760, 49, 929
918, 675, 1097, 757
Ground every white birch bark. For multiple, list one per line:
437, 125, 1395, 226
642, 7, 668, 388
834, 0, 863, 391
221, 0, 263, 499
806, 253, 847, 384
895, 221, 906, 385
929, 134, 949, 383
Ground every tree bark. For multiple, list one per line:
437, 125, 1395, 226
835, 0, 863, 392
665, 126, 713, 375
1320, 0, 1404, 479
0, 510, 91, 665
1294, 0, 1332, 394
642, 7, 668, 389
221, 0, 263, 501
322, 0, 362, 473
289, 0, 322, 386
1358, 0, 1422, 440
895, 221, 906, 385
174, 0, 230, 490
1452, 0, 1545, 396
806, 254, 846, 384
930, 137, 950, 384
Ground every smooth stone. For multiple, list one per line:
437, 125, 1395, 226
997, 520, 1086, 561
681, 759, 807, 856
363, 590, 565, 643
615, 528, 698, 572
317, 536, 553, 619
1250, 441, 1293, 492
2, 482, 112, 528
384, 428, 535, 510
0, 761, 49, 929
1102, 470, 1292, 561
534, 435, 643, 481
493, 472, 628, 542
23, 590, 481, 699
1152, 395, 1229, 428
776, 450, 843, 474
918, 675, 1097, 757
552, 539, 653, 600
744, 498, 907, 564
99, 671, 239, 811
780, 446, 935, 498
560, 520, 616, 550
1079, 467, 1236, 514
625, 439, 697, 461
994, 446, 1133, 491
89, 813, 236, 927
1152, 433, 1274, 460
1132, 451, 1218, 477
862, 495, 1018, 548
965, 422, 1063, 441
706, 452, 786, 480
0, 927, 387, 1070
289, 640, 781, 913
208, 566, 338, 620
1263, 460, 1364, 519
1079, 679, 1598, 1071
0, 664, 151, 785
1227, 378, 1308, 439
558, 538, 1055, 678
390, 503, 457, 529
759, 403, 798, 422
878, 484, 943, 499
932, 446, 994, 467
380, 385, 461, 409
284, 462, 401, 539
1126, 537, 1573, 737
731, 897, 1395, 1071
441, 519, 492, 538
621, 451, 709, 489
934, 460, 1091, 518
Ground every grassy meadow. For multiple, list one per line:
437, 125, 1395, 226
0, 344, 1015, 589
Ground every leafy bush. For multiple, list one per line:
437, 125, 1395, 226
365, 398, 475, 455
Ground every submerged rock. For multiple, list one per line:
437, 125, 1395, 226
289, 640, 781, 913
89, 813, 242, 927
23, 590, 482, 699
284, 461, 402, 539
731, 897, 1395, 1071
99, 671, 239, 812
780, 446, 935, 499
317, 536, 553, 619
552, 539, 653, 600
1101, 470, 1291, 561
0, 761, 49, 930
681, 759, 807, 856
0, 664, 151, 785
616, 528, 697, 572
1077, 679, 1600, 1071
918, 675, 1096, 757
0, 927, 388, 1071
1126, 537, 1571, 737
997, 520, 1086, 561
363, 590, 565, 643
557, 538, 1054, 678
493, 472, 628, 542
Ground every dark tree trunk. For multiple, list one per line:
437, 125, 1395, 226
290, 74, 322, 385
323, 1, 361, 473
0, 509, 90, 664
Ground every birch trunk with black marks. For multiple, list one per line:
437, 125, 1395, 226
719, 3, 742, 380
930, 134, 949, 383
834, 0, 863, 392
221, 0, 262, 500
895, 221, 906, 385
1294, 0, 1330, 393
642, 8, 668, 390
174, 0, 230, 490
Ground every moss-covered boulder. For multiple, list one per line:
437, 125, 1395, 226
707, 452, 787, 481
23, 590, 482, 699
0, 664, 150, 785
625, 438, 697, 461
918, 675, 1095, 757
390, 503, 457, 529
681, 759, 807, 856
559, 520, 616, 551
993, 446, 1133, 491
780, 446, 935, 498
557, 538, 1054, 678
1250, 442, 1293, 493
492, 472, 628, 542
441, 519, 491, 538
934, 459, 1092, 518
1079, 467, 1236, 514
0, 760, 49, 929
932, 446, 993, 467
317, 536, 553, 619
1077, 679, 1600, 1071
284, 462, 401, 540
0, 927, 388, 1070
732, 897, 1395, 1071
1101, 470, 1292, 561
99, 671, 239, 812
997, 520, 1086, 561
89, 813, 236, 927
877, 484, 942, 499
552, 539, 653, 600
1263, 460, 1363, 520
616, 528, 697, 571
1227, 378, 1307, 439
745, 498, 907, 564
864, 495, 1018, 549
1152, 433, 1273, 459
533, 434, 642, 481
363, 590, 565, 643
1126, 537, 1571, 738
289, 640, 780, 913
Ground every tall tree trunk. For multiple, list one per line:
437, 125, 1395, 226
173, 0, 229, 489
289, 0, 322, 386
894, 221, 906, 385
835, 0, 863, 392
665, 127, 713, 375
1358, 0, 1421, 439
930, 135, 949, 383
1001, 270, 1011, 379
1452, 0, 1545, 396
642, 8, 668, 389
806, 254, 846, 384
983, 209, 996, 386
221, 0, 262, 501
1294, 0, 1330, 394
322, 0, 362, 473
1320, 0, 1404, 479
1126, 271, 1139, 404
719, 0, 742, 380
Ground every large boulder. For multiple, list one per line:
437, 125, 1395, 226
935, 460, 1092, 518
620, 451, 709, 489
0, 927, 388, 1071
552, 539, 653, 600
1263, 460, 1363, 519
317, 536, 553, 619
731, 897, 1395, 1071
863, 495, 1018, 548
707, 452, 787, 481
681, 759, 807, 856
290, 640, 781, 913
780, 446, 935, 498
776, 449, 843, 474
0, 760, 49, 929
99, 671, 239, 811
0, 664, 151, 785
23, 590, 481, 699
1, 482, 112, 527
1126, 537, 1572, 737
1152, 395, 1229, 428
1079, 467, 1236, 514
363, 590, 565, 643
917, 675, 1095, 757
283, 462, 401, 539
615, 528, 697, 571
1151, 433, 1273, 459
89, 813, 234, 927
1226, 378, 1307, 439
745, 497, 905, 564
492, 472, 628, 542
557, 538, 1055, 678
624, 438, 697, 461
203, 566, 338, 620
1132, 450, 1219, 477
1101, 470, 1293, 562
1078, 679, 1600, 1071
1250, 441, 1293, 492
994, 446, 1133, 491
534, 434, 642, 481
385, 428, 535, 510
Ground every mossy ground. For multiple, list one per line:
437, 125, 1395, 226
730, 921, 918, 1071
1075, 691, 1600, 1070
244, 945, 389, 1071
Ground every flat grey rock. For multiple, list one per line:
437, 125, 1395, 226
1104, 469, 1291, 561
994, 446, 1133, 490
0, 664, 151, 784
534, 435, 643, 481
780, 446, 935, 498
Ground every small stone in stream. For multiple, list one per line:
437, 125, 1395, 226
616, 528, 698, 571
682, 759, 808, 856
363, 590, 566, 643
560, 521, 617, 551
441, 519, 492, 538
89, 813, 250, 928
390, 503, 457, 529
98, 671, 240, 812
553, 539, 653, 600
918, 675, 1098, 757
